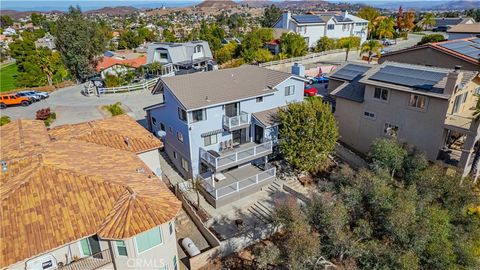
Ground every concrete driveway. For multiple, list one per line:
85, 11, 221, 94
1, 84, 163, 127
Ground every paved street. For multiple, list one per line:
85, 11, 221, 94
1, 84, 162, 127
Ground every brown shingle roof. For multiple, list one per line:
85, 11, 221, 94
48, 115, 162, 154
447, 23, 480, 33
252, 107, 283, 127
0, 119, 180, 268
160, 65, 295, 110
0, 119, 50, 159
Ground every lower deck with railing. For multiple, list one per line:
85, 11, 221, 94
199, 164, 276, 208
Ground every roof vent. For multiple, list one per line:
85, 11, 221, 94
1, 160, 7, 172
136, 167, 145, 173
205, 96, 210, 102
124, 137, 131, 148
454, 65, 462, 72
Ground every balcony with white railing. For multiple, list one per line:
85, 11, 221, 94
200, 140, 273, 171
222, 111, 250, 131
199, 164, 276, 203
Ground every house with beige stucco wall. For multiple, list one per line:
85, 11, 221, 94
0, 116, 182, 270
328, 61, 479, 178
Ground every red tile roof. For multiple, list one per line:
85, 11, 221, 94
96, 53, 147, 72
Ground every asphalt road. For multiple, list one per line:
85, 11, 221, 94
1, 84, 162, 127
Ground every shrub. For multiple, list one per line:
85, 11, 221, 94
103, 102, 124, 116
418, 34, 446, 45
36, 107, 56, 127
104, 74, 119, 88
0, 115, 11, 126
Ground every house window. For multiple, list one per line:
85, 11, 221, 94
327, 24, 335, 30
169, 127, 174, 134
135, 227, 163, 254
384, 123, 399, 137
178, 107, 187, 122
173, 151, 177, 159
192, 109, 206, 122
181, 158, 189, 172
256, 97, 263, 103
363, 111, 375, 119
177, 131, 183, 143
285, 85, 295, 96
462, 92, 468, 103
151, 116, 157, 126
115, 240, 128, 256
204, 134, 218, 146
159, 53, 168, 59
174, 255, 178, 270
452, 94, 463, 114
475, 87, 480, 95
160, 123, 166, 131
194, 45, 202, 53
408, 94, 427, 109
374, 87, 389, 101
169, 222, 174, 235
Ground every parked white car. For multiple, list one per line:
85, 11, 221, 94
31, 90, 49, 99
17, 91, 42, 102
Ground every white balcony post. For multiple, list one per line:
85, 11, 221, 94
235, 152, 238, 163
256, 174, 259, 184
215, 189, 218, 199
236, 182, 239, 192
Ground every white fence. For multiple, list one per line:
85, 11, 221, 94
259, 48, 351, 68
95, 77, 160, 95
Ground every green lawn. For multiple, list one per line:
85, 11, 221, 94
0, 63, 18, 92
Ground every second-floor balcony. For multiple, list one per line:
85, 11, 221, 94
223, 111, 250, 131
200, 140, 273, 171
444, 114, 478, 134
59, 249, 112, 270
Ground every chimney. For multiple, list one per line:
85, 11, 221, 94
444, 67, 462, 97
342, 10, 349, 19
283, 11, 291, 30
291, 63, 305, 77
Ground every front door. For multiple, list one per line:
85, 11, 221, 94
225, 102, 239, 117
254, 125, 264, 144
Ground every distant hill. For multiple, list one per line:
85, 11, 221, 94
276, 0, 330, 9
84, 6, 139, 15
197, 0, 238, 8
239, 0, 274, 8
1, 9, 63, 19
434, 0, 480, 10
362, 0, 478, 10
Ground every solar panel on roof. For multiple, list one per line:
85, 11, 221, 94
369, 66, 447, 91
438, 40, 480, 60
292, 15, 324, 23
331, 64, 370, 81
471, 38, 480, 44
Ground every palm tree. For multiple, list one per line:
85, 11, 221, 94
148, 61, 162, 76
192, 177, 203, 211
360, 39, 383, 63
376, 18, 395, 40
422, 13, 436, 30
338, 37, 361, 61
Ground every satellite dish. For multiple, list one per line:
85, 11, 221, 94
156, 130, 167, 138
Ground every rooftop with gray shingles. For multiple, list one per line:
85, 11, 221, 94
161, 65, 297, 110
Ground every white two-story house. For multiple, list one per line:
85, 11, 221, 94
144, 65, 307, 208
146, 41, 217, 76
274, 11, 368, 48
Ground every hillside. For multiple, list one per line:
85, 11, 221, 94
240, 0, 274, 8
84, 6, 139, 16
197, 0, 238, 9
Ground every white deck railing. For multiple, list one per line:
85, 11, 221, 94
200, 141, 273, 170
97, 77, 160, 95
200, 166, 276, 200
223, 111, 250, 130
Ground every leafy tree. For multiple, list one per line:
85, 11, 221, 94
358, 7, 381, 22
55, 6, 108, 81
337, 36, 361, 61
162, 29, 177, 42
360, 39, 383, 63
137, 27, 155, 42
8, 38, 36, 71
418, 34, 446, 45
118, 30, 142, 49
278, 98, 339, 174
253, 244, 280, 269
199, 23, 225, 53
240, 28, 274, 63
396, 6, 404, 30
368, 138, 407, 178
314, 36, 336, 52
35, 47, 58, 86
403, 9, 416, 31
376, 17, 395, 40
30, 13, 47, 26
216, 41, 238, 64
147, 61, 162, 76
254, 48, 273, 63
422, 13, 436, 30
0, 15, 13, 28
279, 32, 307, 58
466, 9, 480, 22
260, 5, 282, 27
